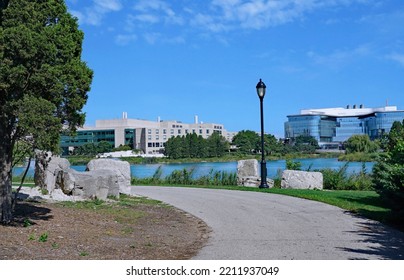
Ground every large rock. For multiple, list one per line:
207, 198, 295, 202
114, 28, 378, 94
34, 151, 121, 201
237, 159, 274, 188
281, 170, 323, 190
237, 159, 259, 179
34, 151, 70, 193
86, 159, 131, 194
56, 169, 120, 200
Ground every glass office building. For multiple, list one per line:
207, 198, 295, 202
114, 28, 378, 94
285, 106, 404, 146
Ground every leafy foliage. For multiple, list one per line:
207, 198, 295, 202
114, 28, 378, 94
345, 135, 379, 154
0, 0, 93, 223
285, 159, 302, 170
320, 163, 373, 191
293, 135, 319, 153
73, 141, 113, 156
232, 130, 260, 154
232, 131, 319, 156
372, 120, 404, 212
164, 132, 229, 159
131, 168, 238, 187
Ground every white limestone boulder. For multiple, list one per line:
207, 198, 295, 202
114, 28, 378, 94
34, 151, 70, 193
86, 159, 131, 194
281, 170, 323, 190
237, 159, 273, 187
57, 168, 120, 200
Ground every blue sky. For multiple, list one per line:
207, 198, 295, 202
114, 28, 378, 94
66, 0, 404, 137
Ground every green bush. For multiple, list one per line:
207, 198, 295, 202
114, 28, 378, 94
373, 155, 404, 210
372, 120, 404, 213
285, 159, 301, 170
320, 163, 373, 191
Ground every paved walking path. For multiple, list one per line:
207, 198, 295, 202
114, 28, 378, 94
131, 186, 404, 260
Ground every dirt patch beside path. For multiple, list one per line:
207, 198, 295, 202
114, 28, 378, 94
0, 196, 210, 260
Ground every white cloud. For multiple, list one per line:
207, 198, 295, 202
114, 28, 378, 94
132, 0, 184, 25
115, 34, 137, 46
186, 0, 371, 32
191, 13, 230, 32
307, 45, 372, 69
386, 53, 404, 67
133, 14, 160, 24
73, 0, 123, 26
96, 0, 122, 12
142, 33, 186, 45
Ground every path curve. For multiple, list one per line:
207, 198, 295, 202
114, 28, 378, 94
131, 186, 404, 260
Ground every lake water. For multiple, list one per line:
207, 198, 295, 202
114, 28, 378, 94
14, 158, 375, 179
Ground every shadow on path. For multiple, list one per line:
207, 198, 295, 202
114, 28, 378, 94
338, 214, 404, 260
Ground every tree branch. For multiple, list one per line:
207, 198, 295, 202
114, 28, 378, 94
12, 155, 32, 211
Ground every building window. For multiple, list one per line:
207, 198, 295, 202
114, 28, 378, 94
178, 129, 181, 134
199, 129, 203, 134
148, 135, 152, 140
206, 129, 210, 134
148, 129, 152, 134
163, 129, 167, 134
170, 129, 174, 134
156, 136, 159, 140
163, 135, 167, 140
156, 129, 159, 134
185, 129, 189, 134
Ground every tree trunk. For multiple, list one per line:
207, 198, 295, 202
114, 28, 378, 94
0, 123, 13, 224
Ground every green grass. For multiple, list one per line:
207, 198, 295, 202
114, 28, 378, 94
12, 174, 35, 185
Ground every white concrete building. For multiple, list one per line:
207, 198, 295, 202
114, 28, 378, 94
61, 113, 236, 155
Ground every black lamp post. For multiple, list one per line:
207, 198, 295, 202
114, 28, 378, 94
256, 79, 269, 188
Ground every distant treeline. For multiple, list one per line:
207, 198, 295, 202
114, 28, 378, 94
164, 132, 229, 159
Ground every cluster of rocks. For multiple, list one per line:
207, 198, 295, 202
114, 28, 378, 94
33, 151, 131, 201
237, 159, 323, 190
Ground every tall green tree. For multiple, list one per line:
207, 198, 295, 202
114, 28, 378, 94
188, 133, 199, 158
207, 132, 229, 157
373, 120, 404, 212
232, 130, 260, 154
293, 135, 319, 153
345, 135, 378, 154
0, 0, 93, 223
387, 121, 404, 151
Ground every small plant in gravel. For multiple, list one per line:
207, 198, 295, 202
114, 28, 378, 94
79, 251, 89, 257
38, 232, 48, 242
51, 242, 59, 249
23, 218, 32, 227
41, 188, 49, 195
28, 234, 36, 241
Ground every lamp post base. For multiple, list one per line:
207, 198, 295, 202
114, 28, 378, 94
259, 160, 269, 188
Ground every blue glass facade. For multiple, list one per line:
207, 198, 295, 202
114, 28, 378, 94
284, 115, 321, 141
285, 109, 404, 144
60, 129, 115, 155
367, 111, 404, 139
334, 117, 364, 142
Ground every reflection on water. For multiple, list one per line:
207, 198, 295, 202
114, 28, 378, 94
14, 158, 375, 179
